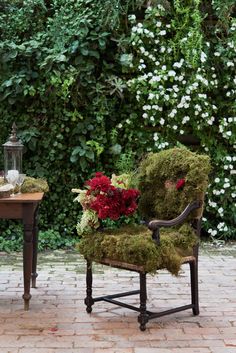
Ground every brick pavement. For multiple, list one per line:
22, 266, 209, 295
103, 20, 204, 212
0, 244, 235, 353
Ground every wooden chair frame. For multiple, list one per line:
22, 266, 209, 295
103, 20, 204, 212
85, 201, 202, 331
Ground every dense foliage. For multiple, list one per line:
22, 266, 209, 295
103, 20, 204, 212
0, 0, 235, 246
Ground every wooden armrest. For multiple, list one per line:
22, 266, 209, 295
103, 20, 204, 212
147, 201, 202, 245
148, 201, 202, 231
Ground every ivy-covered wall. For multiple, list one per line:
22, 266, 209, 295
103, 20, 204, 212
0, 0, 235, 241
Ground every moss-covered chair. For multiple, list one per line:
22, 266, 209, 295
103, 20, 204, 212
80, 148, 211, 331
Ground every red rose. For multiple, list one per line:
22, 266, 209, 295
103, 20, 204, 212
176, 178, 185, 190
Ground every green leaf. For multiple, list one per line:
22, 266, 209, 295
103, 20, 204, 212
81, 48, 89, 56
56, 54, 67, 62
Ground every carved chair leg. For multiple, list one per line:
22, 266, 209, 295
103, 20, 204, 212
190, 260, 199, 315
138, 272, 149, 331
84, 259, 94, 313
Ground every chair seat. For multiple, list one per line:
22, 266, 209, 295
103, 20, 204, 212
98, 254, 196, 273
78, 224, 198, 276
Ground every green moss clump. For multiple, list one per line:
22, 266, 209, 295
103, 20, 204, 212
77, 224, 198, 275
0, 176, 49, 193
137, 147, 211, 221
21, 177, 49, 193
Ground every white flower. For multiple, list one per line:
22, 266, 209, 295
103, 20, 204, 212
217, 222, 225, 230
168, 70, 176, 77
129, 14, 136, 22
213, 190, 221, 195
209, 200, 217, 208
148, 93, 155, 100
150, 75, 161, 82
214, 178, 220, 183
153, 133, 159, 141
156, 21, 162, 27
160, 118, 165, 125
200, 51, 207, 63
182, 116, 190, 124
173, 85, 179, 92
208, 228, 218, 236
173, 61, 182, 68
159, 30, 166, 36
168, 109, 177, 118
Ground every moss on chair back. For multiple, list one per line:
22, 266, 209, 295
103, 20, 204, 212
137, 147, 211, 220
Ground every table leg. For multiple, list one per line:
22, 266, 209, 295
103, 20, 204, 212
22, 204, 34, 310
32, 205, 39, 288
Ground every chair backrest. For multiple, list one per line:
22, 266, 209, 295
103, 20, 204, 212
137, 147, 211, 222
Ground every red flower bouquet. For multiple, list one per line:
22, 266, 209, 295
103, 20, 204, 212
72, 172, 140, 235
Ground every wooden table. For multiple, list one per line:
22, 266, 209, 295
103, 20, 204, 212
0, 192, 44, 310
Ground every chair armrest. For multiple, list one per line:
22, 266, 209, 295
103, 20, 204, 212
147, 201, 202, 245
148, 201, 202, 230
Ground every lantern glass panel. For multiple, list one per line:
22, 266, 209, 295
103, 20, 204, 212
4, 148, 22, 175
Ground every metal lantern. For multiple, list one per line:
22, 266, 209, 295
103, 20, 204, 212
3, 122, 24, 176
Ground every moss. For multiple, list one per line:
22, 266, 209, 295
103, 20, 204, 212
137, 148, 211, 220
0, 176, 49, 193
77, 224, 198, 275
21, 177, 49, 193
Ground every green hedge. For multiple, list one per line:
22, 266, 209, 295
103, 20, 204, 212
0, 0, 235, 244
